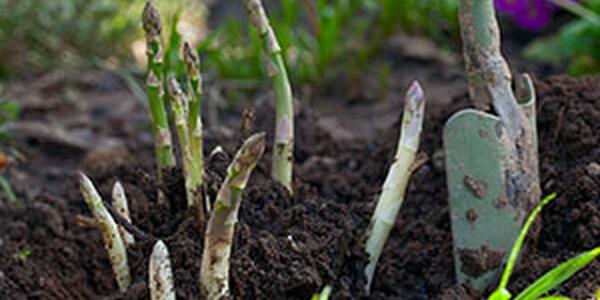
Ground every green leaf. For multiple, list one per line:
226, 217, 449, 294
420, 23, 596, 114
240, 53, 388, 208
13, 247, 31, 261
0, 100, 19, 125
0, 176, 17, 203
523, 37, 567, 66
163, 10, 185, 82
494, 193, 558, 294
513, 247, 600, 300
310, 285, 332, 300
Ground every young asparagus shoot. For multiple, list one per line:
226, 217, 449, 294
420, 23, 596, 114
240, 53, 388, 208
143, 0, 176, 181
149, 240, 176, 300
167, 78, 203, 213
200, 133, 266, 299
183, 41, 208, 213
112, 181, 135, 247
79, 173, 131, 292
364, 81, 426, 292
242, 0, 294, 192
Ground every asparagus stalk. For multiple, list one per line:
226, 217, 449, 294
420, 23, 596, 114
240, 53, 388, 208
183, 41, 208, 213
200, 133, 266, 299
364, 82, 426, 292
143, 1, 176, 181
112, 181, 135, 247
242, 0, 294, 192
167, 78, 202, 213
149, 240, 176, 300
79, 173, 131, 292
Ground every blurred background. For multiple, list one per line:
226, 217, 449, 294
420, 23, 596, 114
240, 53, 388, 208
0, 0, 598, 200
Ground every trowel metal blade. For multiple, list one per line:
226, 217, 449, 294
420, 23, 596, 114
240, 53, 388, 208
444, 109, 525, 292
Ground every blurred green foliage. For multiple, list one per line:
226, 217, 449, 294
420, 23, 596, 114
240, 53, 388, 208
0, 0, 136, 77
0, 83, 19, 139
200, 0, 366, 85
369, 0, 459, 46
200, 0, 461, 86
524, 0, 600, 76
0, 0, 194, 78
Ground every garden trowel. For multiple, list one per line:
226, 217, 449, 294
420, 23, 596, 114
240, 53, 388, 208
444, 74, 540, 291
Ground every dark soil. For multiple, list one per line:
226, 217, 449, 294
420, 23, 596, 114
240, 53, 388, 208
1, 73, 598, 300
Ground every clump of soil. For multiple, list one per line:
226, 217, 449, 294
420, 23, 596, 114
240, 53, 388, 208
0, 75, 599, 299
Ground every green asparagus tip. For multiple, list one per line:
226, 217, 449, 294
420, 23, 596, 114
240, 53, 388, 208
167, 78, 184, 100
183, 41, 200, 76
234, 132, 266, 168
142, 1, 162, 37
242, 0, 282, 54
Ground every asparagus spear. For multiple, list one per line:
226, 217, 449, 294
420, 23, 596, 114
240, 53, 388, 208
167, 78, 202, 213
112, 181, 135, 247
242, 0, 294, 192
79, 173, 131, 292
364, 82, 426, 292
200, 133, 266, 299
143, 0, 176, 181
149, 240, 176, 300
183, 41, 208, 214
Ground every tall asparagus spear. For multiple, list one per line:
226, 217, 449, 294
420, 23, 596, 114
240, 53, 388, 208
167, 78, 203, 215
200, 133, 266, 299
112, 181, 135, 247
79, 173, 131, 292
149, 240, 176, 300
183, 41, 208, 214
364, 82, 426, 292
242, 0, 294, 192
143, 0, 176, 181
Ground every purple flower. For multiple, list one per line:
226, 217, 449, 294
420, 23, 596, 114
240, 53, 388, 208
495, 0, 529, 17
512, 2, 554, 31
495, 0, 577, 31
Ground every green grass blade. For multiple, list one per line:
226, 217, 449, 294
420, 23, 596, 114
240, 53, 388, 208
514, 247, 600, 300
310, 285, 332, 300
497, 193, 557, 290
0, 176, 17, 203
489, 193, 557, 299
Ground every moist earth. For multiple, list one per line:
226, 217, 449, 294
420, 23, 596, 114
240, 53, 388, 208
0, 75, 599, 299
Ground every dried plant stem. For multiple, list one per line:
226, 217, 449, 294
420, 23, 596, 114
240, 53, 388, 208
79, 173, 131, 292
242, 0, 294, 192
183, 42, 208, 214
143, 1, 176, 180
112, 181, 135, 247
149, 240, 176, 300
364, 82, 426, 292
200, 133, 266, 299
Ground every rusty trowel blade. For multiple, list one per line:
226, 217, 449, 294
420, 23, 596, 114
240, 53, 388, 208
443, 109, 525, 291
